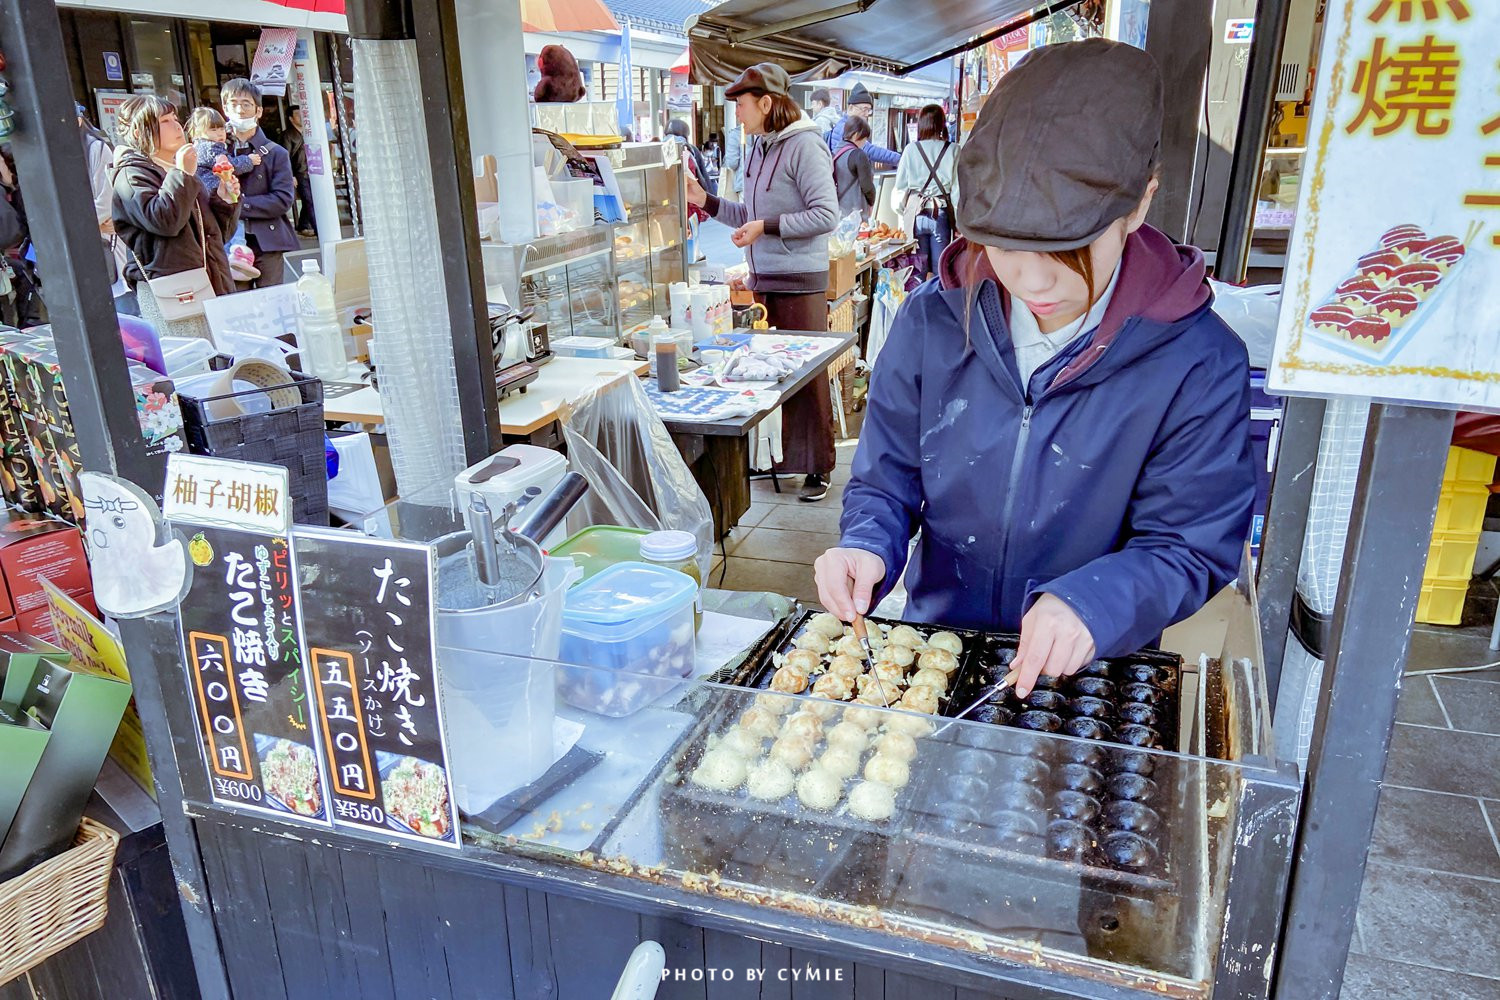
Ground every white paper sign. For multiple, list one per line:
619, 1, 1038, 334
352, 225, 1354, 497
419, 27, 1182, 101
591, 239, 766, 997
165, 455, 292, 534
1269, 1, 1500, 410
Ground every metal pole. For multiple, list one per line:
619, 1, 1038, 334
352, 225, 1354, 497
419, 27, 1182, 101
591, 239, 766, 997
0, 1, 231, 996
1273, 403, 1454, 999
1213, 0, 1294, 282
1255, 393, 1326, 712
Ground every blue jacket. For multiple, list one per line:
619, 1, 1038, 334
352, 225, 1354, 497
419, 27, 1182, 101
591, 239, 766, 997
827, 114, 900, 167
840, 227, 1255, 657
227, 128, 299, 253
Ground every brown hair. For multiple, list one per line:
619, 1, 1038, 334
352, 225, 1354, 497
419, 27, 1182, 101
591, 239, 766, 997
917, 104, 948, 142
957, 241, 1099, 340
185, 107, 225, 141
115, 95, 173, 157
762, 93, 804, 134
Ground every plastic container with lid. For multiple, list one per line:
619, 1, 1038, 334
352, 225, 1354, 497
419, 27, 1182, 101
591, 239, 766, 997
557, 562, 698, 717
549, 525, 648, 584
640, 530, 703, 631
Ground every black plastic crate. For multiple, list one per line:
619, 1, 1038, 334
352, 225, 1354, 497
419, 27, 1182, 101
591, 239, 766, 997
178, 370, 329, 525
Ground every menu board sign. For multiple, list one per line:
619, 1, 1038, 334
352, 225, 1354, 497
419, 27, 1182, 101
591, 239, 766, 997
176, 525, 330, 825
292, 530, 459, 848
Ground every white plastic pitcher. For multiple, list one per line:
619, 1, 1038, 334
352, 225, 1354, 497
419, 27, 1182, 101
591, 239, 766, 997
437, 557, 582, 814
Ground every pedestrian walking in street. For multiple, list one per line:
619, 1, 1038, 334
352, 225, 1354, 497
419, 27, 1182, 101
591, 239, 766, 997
809, 88, 841, 139
111, 95, 241, 341
833, 117, 876, 219
685, 63, 840, 503
826, 84, 899, 167
285, 104, 317, 237
721, 122, 745, 202
220, 79, 298, 287
895, 104, 958, 278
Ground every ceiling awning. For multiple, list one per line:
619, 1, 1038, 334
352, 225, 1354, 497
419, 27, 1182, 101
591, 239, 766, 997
685, 0, 1075, 83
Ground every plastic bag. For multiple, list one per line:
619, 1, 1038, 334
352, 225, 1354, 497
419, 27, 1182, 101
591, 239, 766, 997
1208, 280, 1282, 369
559, 374, 714, 577
829, 209, 863, 258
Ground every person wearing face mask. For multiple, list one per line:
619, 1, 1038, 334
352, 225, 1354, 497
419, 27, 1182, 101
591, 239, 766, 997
220, 79, 297, 288
816, 40, 1254, 698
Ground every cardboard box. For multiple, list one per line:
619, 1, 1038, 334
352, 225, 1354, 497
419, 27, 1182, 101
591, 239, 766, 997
827, 252, 857, 301
0, 332, 77, 522
0, 509, 95, 631
0, 656, 131, 878
0, 328, 47, 516
13, 336, 86, 524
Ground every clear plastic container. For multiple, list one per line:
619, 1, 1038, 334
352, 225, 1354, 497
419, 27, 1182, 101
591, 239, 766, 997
640, 529, 702, 631
296, 260, 347, 382
550, 525, 648, 584
557, 562, 698, 717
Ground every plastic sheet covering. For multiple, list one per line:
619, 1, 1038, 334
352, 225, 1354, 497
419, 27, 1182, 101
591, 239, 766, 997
1208, 281, 1280, 370
1273, 396, 1371, 766
351, 39, 469, 496
559, 374, 714, 577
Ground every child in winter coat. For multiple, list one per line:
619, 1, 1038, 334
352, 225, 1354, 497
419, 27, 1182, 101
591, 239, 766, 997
186, 108, 259, 195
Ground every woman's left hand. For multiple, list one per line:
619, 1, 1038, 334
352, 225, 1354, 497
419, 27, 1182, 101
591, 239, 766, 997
1012, 594, 1096, 698
216, 174, 241, 204
732, 220, 766, 247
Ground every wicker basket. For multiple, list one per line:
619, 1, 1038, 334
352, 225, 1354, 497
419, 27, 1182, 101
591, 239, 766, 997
0, 818, 119, 986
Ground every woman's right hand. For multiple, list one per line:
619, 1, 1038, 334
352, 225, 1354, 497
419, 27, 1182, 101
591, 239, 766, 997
175, 144, 198, 176
684, 169, 708, 209
814, 547, 886, 622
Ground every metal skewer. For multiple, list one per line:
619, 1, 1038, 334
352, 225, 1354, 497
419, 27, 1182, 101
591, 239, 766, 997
852, 614, 890, 707
934, 667, 1021, 738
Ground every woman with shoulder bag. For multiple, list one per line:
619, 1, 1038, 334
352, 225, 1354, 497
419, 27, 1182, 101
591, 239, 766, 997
894, 104, 958, 279
111, 96, 240, 339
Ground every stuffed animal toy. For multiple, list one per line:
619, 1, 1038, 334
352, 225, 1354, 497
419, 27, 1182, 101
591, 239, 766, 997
534, 45, 585, 103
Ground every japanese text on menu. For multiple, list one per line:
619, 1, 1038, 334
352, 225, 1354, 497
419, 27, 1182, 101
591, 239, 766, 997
295, 533, 459, 848
177, 526, 329, 824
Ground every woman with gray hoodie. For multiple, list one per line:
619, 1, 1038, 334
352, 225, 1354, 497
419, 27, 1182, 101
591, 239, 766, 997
686, 62, 840, 501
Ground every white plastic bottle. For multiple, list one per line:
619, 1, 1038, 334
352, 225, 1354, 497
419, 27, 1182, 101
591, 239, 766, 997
296, 260, 347, 382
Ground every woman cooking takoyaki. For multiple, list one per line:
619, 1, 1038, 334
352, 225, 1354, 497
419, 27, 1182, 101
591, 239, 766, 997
816, 40, 1254, 698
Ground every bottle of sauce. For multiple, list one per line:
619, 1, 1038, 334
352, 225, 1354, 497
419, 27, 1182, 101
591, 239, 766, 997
651, 317, 680, 392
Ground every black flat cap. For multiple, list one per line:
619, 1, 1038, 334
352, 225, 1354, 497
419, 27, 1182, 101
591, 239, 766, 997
726, 63, 791, 99
957, 39, 1163, 252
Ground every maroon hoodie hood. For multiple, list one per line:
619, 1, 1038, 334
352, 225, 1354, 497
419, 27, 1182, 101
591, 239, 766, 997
937, 223, 1212, 388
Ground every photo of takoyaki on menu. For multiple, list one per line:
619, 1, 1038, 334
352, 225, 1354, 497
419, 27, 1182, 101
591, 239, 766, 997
1306, 222, 1477, 362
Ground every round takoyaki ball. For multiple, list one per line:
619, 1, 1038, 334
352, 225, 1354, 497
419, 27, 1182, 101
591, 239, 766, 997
1117, 702, 1161, 729
842, 704, 885, 731
828, 654, 865, 681
1116, 724, 1162, 749
864, 752, 911, 789
1024, 690, 1069, 714
1071, 676, 1116, 700
770, 735, 816, 771
1047, 819, 1098, 863
875, 643, 916, 669
793, 630, 832, 655
1069, 696, 1115, 721
872, 661, 909, 689
1063, 717, 1114, 742
1108, 748, 1157, 778
826, 721, 870, 754
1102, 831, 1158, 873
1105, 772, 1158, 803
887, 625, 925, 650
783, 709, 825, 740
1013, 710, 1062, 733
808, 612, 846, 639
804, 693, 843, 720
973, 704, 1013, 726
691, 749, 747, 792
796, 769, 843, 811
770, 666, 809, 694
746, 759, 796, 801
783, 649, 823, 675
887, 712, 936, 739
899, 686, 940, 715
856, 675, 900, 706
833, 634, 866, 659
812, 673, 854, 700
1056, 763, 1104, 796
716, 727, 764, 758
917, 648, 959, 676
738, 706, 780, 740
909, 668, 950, 695
875, 731, 918, 762
816, 747, 862, 780
848, 780, 897, 821
754, 692, 794, 716
928, 631, 963, 656
1122, 682, 1164, 706
1051, 789, 1101, 824
1103, 799, 1162, 835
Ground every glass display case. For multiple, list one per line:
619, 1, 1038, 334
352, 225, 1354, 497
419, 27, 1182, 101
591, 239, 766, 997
605, 143, 688, 331
481, 226, 620, 344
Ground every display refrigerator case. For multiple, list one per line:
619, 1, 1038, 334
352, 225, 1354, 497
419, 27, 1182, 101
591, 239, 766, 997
604, 143, 688, 330
481, 226, 621, 344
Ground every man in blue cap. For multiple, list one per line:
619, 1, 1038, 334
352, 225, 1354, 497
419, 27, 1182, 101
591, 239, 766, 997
826, 84, 900, 167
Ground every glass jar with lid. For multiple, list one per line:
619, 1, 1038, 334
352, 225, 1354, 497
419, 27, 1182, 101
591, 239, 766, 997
639, 530, 702, 631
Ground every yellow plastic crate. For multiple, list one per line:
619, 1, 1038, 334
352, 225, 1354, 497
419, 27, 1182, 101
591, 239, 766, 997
1416, 577, 1470, 626
1434, 482, 1491, 534
1443, 446, 1497, 484
1423, 529, 1481, 581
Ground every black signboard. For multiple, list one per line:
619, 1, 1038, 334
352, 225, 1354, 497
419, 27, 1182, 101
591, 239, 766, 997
176, 525, 330, 825
291, 530, 459, 848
